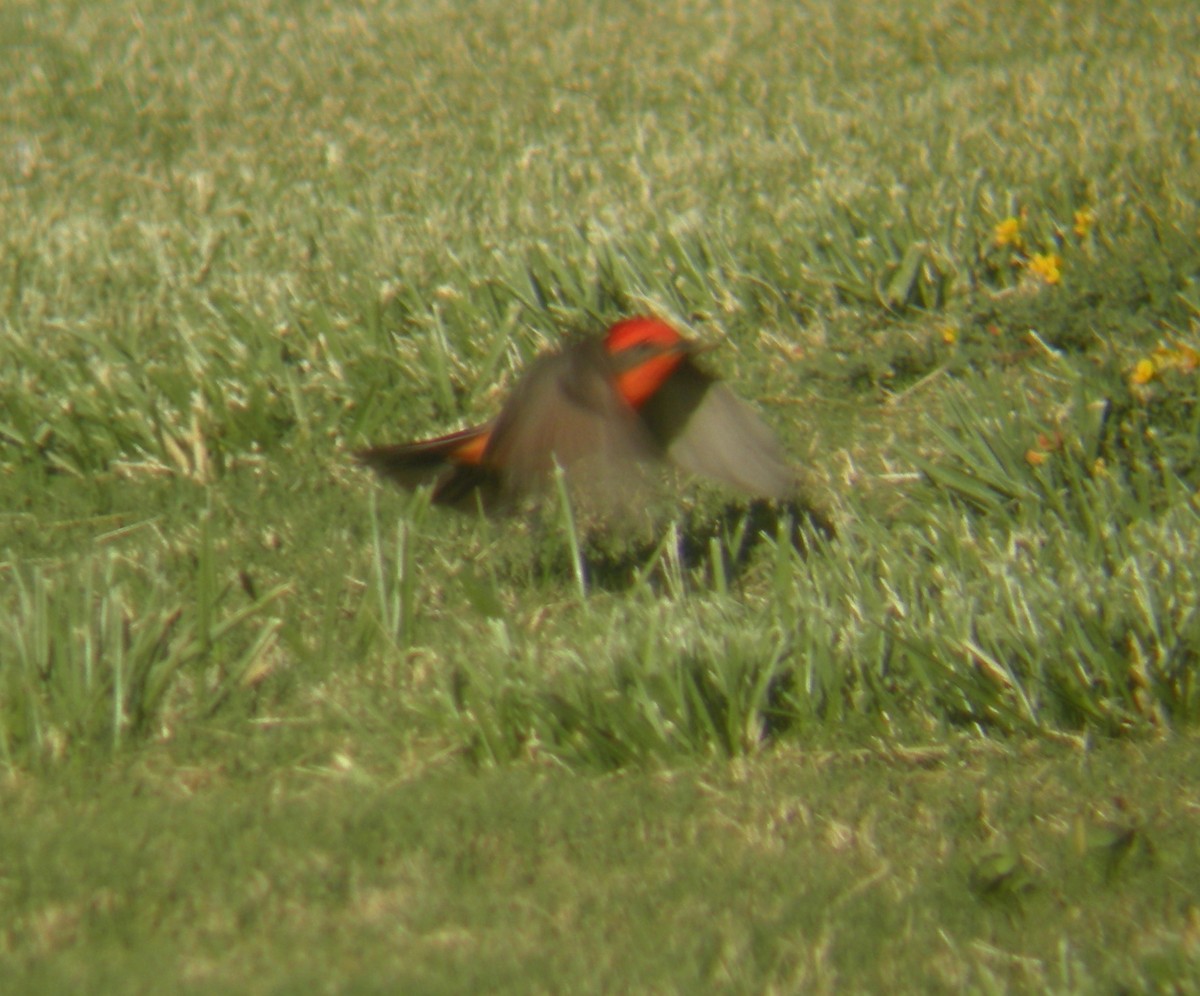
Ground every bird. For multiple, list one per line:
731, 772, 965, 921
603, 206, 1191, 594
355, 316, 798, 516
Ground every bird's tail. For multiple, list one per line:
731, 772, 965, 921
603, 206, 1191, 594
355, 424, 491, 493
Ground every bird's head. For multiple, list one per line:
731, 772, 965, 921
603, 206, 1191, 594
603, 317, 697, 407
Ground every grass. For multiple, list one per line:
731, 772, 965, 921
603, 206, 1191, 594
3, 0, 1200, 989
3, 739, 1199, 992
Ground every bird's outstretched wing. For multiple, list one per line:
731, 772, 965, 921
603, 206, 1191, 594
638, 358, 797, 499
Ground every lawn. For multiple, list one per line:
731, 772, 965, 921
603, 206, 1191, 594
2, 0, 1199, 991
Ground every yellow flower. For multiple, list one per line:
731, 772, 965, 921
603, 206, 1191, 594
1131, 358, 1156, 385
1027, 252, 1062, 285
1140, 343, 1200, 379
1073, 207, 1096, 239
1025, 431, 1063, 466
994, 217, 1023, 250
1162, 342, 1200, 373
940, 324, 959, 345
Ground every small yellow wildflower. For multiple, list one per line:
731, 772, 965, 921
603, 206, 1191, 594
1073, 207, 1096, 239
940, 324, 959, 345
1160, 342, 1200, 373
994, 217, 1023, 250
1131, 358, 1156, 386
1027, 252, 1063, 285
1025, 431, 1063, 466
1136, 343, 1200, 385
1128, 360, 1156, 386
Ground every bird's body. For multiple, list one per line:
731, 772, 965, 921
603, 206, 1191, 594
356, 317, 796, 515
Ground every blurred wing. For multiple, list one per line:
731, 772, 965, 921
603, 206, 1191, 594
484, 339, 661, 509
639, 359, 797, 499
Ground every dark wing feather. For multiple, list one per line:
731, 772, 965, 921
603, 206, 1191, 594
638, 358, 796, 499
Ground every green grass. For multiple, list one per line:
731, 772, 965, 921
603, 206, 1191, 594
4, 740, 1200, 993
3, 0, 1200, 990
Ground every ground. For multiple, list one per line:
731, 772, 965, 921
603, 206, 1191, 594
2, 0, 1199, 990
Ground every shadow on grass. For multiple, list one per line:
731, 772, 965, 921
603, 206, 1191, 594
542, 496, 837, 593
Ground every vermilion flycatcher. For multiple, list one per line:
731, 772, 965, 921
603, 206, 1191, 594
357, 316, 797, 515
